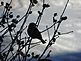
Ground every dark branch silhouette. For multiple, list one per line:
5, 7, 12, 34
0, 0, 72, 61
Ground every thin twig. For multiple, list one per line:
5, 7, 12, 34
38, 0, 69, 60
46, 26, 50, 41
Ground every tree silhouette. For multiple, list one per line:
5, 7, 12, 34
0, 0, 73, 61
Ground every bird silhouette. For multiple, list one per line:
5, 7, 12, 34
27, 22, 46, 44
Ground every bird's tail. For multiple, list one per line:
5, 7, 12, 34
41, 39, 46, 44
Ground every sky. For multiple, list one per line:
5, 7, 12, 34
0, 0, 81, 61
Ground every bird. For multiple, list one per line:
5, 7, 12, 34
27, 22, 46, 44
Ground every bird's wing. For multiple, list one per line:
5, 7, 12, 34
33, 27, 42, 39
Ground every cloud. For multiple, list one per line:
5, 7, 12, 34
47, 0, 81, 9
0, 0, 81, 61
1, 0, 80, 10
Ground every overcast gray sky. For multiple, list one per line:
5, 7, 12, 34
0, 0, 81, 61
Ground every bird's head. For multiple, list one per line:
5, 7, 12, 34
29, 22, 37, 28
